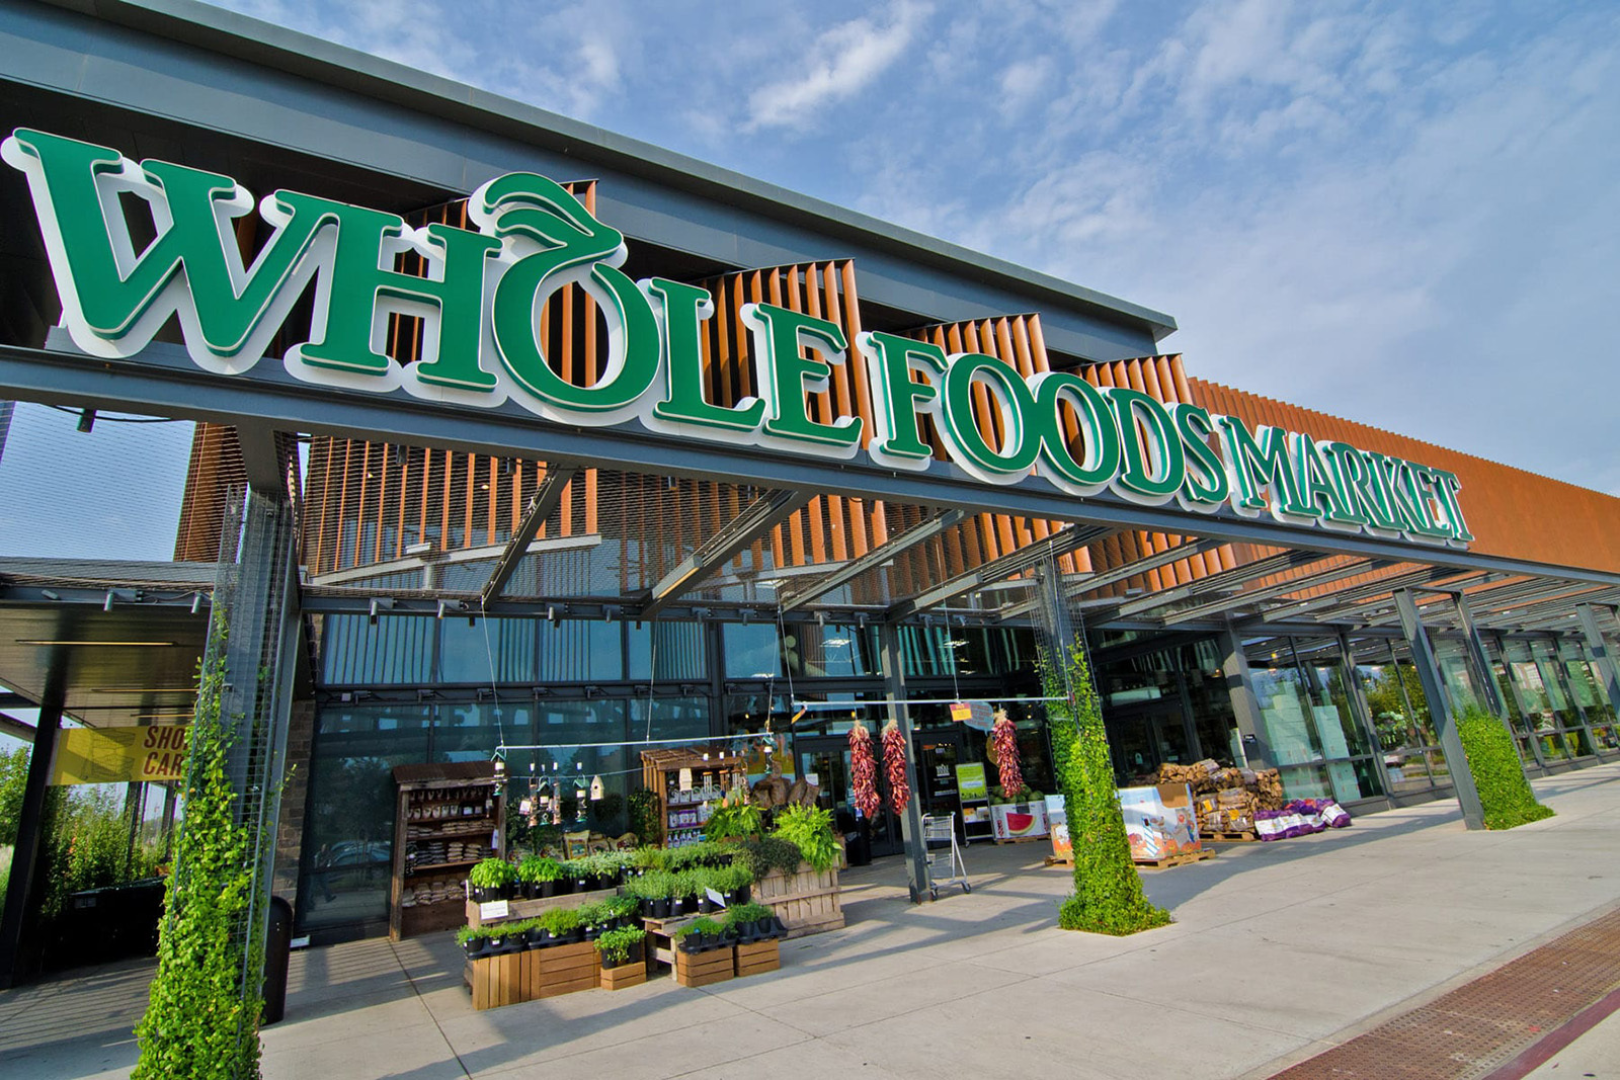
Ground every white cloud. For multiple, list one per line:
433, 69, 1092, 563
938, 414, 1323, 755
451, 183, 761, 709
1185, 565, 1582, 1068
745, 1, 931, 131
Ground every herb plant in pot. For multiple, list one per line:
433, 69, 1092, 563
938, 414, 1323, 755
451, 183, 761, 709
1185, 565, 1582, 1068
517, 856, 563, 898
536, 907, 582, 946
575, 901, 611, 941
468, 857, 517, 903
456, 924, 493, 959
676, 916, 725, 953
725, 902, 776, 944
594, 925, 646, 969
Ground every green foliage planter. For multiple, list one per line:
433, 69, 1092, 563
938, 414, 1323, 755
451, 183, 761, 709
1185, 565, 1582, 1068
133, 636, 267, 1080
1045, 642, 1171, 936
1455, 706, 1555, 829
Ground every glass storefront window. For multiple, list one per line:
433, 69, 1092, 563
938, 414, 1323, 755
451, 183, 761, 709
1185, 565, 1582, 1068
319, 613, 433, 685
723, 622, 783, 678
627, 619, 708, 681
796, 623, 880, 678
300, 704, 432, 933
440, 616, 536, 684
537, 619, 623, 681
898, 624, 957, 677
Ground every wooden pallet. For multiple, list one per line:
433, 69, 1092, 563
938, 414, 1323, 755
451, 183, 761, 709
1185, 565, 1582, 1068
994, 835, 1048, 845
755, 864, 844, 939
734, 939, 781, 978
600, 959, 647, 991
1204, 830, 1259, 843
673, 945, 735, 988
1134, 848, 1218, 869
1043, 854, 1074, 867
532, 940, 598, 998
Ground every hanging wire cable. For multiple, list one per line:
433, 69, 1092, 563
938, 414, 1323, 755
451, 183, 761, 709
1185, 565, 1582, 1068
477, 595, 506, 754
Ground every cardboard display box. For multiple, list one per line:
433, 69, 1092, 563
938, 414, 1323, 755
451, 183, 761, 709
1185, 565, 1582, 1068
1119, 783, 1202, 862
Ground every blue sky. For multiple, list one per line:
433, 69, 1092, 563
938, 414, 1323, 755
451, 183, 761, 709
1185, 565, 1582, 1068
192, 0, 1618, 498
1, 0, 1616, 568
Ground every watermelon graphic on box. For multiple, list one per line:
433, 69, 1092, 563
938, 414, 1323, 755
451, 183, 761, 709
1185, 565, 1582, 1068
991, 802, 1049, 840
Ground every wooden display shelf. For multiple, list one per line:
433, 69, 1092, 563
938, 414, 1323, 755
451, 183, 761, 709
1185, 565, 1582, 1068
600, 959, 646, 991
754, 862, 843, 938
465, 942, 602, 1010
389, 763, 502, 942
401, 896, 467, 937
407, 859, 481, 874
464, 886, 620, 929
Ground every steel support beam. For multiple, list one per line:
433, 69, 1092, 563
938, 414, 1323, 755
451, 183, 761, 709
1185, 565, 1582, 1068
479, 465, 580, 604
1216, 619, 1273, 769
1163, 558, 1386, 626
7, 341, 1616, 590
1454, 595, 1507, 717
0, 676, 63, 987
1394, 589, 1485, 830
779, 508, 967, 613
886, 525, 1110, 622
640, 489, 809, 620
1115, 549, 1321, 619
996, 538, 1222, 622
1335, 628, 1393, 794
1576, 605, 1620, 719
879, 622, 931, 904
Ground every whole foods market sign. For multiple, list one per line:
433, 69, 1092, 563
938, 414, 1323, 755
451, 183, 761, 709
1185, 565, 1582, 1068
3, 130, 1471, 547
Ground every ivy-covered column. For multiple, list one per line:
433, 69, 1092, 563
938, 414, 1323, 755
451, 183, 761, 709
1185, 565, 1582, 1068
133, 485, 300, 1079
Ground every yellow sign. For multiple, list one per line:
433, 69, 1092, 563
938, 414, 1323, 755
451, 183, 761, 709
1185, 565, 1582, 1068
50, 726, 191, 786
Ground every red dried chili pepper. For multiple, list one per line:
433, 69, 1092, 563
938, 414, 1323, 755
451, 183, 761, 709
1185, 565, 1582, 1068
882, 719, 910, 815
849, 721, 882, 820
992, 714, 1024, 799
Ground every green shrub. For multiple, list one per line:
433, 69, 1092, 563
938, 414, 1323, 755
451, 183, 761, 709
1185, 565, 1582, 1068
703, 799, 763, 842
627, 845, 666, 872
594, 926, 645, 967
627, 789, 661, 847
723, 902, 774, 928
573, 901, 611, 927
625, 869, 676, 901
604, 894, 640, 920
1455, 706, 1555, 829
1045, 642, 1170, 936
133, 637, 267, 1080
732, 836, 803, 880
0, 745, 28, 847
674, 916, 724, 940
769, 804, 838, 872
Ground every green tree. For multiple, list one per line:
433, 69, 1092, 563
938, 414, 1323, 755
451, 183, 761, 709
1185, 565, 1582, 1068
1046, 641, 1170, 936
0, 745, 28, 846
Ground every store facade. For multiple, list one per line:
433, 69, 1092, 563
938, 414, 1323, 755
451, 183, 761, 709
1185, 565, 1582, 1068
1, 0, 1619, 965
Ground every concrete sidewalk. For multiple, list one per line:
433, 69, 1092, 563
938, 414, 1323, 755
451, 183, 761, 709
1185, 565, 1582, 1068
4, 763, 1619, 1080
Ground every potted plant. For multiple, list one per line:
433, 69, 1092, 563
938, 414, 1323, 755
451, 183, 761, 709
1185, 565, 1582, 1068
636, 870, 675, 919
594, 925, 646, 969
724, 902, 776, 944
703, 796, 763, 843
677, 916, 726, 953
516, 856, 563, 899
604, 894, 640, 929
770, 804, 839, 872
560, 858, 593, 895
575, 900, 611, 940
627, 845, 665, 876
456, 923, 493, 959
536, 906, 582, 946
468, 857, 517, 903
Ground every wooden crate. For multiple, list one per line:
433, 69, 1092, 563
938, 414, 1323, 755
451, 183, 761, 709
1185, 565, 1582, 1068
754, 863, 844, 938
467, 950, 525, 1011
673, 946, 735, 988
532, 940, 599, 999
734, 939, 780, 978
600, 960, 647, 991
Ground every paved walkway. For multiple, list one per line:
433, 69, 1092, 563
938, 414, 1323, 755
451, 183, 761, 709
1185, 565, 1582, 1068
4, 764, 1619, 1080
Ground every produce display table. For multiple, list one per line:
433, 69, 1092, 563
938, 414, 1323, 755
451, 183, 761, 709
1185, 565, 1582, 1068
463, 886, 619, 929
465, 941, 601, 1009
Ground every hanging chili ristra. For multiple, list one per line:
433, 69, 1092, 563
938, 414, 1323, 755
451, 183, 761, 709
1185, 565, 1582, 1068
991, 710, 1025, 798
881, 719, 910, 816
849, 720, 882, 821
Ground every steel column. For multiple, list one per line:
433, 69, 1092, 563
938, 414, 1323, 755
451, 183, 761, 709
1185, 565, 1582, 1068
1576, 605, 1620, 719
879, 622, 931, 904
1454, 596, 1507, 717
1488, 633, 1548, 770
0, 682, 64, 987
1394, 589, 1485, 829
1216, 619, 1273, 769
1336, 628, 1393, 796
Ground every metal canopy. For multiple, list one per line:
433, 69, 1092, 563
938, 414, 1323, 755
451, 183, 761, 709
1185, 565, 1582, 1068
479, 465, 581, 605
1112, 549, 1323, 619
639, 488, 810, 620
995, 537, 1222, 622
1260, 565, 1441, 623
886, 524, 1113, 622
1162, 557, 1388, 627
777, 508, 968, 613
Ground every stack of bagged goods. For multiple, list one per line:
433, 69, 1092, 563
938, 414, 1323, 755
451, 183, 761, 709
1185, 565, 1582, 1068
1255, 798, 1352, 841
399, 874, 470, 907
1158, 762, 1283, 835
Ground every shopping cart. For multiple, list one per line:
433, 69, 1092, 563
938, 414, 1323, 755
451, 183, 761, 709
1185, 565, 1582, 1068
921, 812, 970, 900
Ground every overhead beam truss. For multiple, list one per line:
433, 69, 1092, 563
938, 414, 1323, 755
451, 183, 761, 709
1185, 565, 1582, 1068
639, 488, 810, 620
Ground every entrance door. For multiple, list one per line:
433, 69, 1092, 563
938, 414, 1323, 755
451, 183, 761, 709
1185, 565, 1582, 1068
913, 727, 968, 829
795, 735, 905, 857
1107, 703, 1193, 783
